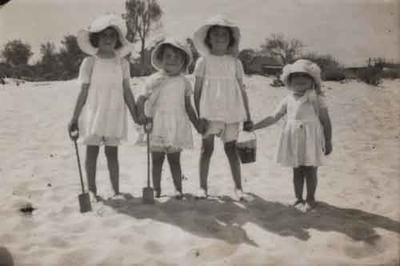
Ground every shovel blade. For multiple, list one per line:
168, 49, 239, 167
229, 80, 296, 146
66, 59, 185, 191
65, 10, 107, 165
78, 193, 92, 213
142, 187, 155, 204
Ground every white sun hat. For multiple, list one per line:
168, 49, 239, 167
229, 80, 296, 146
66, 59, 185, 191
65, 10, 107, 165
281, 59, 322, 87
77, 14, 133, 57
151, 38, 193, 73
193, 14, 241, 56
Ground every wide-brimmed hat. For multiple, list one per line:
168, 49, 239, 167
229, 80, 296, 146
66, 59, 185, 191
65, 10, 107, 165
281, 59, 322, 87
151, 38, 193, 73
77, 14, 133, 56
193, 15, 240, 56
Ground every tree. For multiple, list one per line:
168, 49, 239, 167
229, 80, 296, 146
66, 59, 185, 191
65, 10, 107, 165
124, 0, 162, 74
37, 42, 63, 80
1, 40, 33, 66
238, 49, 257, 74
303, 53, 345, 81
58, 35, 85, 79
260, 33, 303, 64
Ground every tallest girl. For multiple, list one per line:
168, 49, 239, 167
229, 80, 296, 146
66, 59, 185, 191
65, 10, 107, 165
193, 15, 253, 200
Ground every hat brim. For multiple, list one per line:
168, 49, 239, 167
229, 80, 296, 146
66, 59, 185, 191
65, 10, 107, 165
151, 39, 193, 73
193, 18, 240, 56
77, 17, 133, 57
281, 60, 322, 87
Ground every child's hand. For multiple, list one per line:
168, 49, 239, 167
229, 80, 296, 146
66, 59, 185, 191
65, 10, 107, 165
68, 120, 79, 140
243, 120, 254, 132
197, 119, 208, 134
143, 118, 153, 133
137, 114, 148, 125
324, 141, 332, 155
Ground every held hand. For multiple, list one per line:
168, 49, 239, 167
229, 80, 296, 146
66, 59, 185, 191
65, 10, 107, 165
324, 141, 332, 155
143, 118, 153, 133
68, 120, 79, 140
137, 114, 148, 125
198, 119, 209, 134
243, 120, 254, 132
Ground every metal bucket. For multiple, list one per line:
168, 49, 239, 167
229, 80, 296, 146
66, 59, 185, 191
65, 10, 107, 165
236, 132, 257, 164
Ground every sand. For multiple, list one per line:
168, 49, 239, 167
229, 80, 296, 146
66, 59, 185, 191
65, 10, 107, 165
0, 76, 399, 265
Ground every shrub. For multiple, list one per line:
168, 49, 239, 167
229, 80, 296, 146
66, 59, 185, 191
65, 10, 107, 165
302, 53, 345, 81
357, 66, 382, 86
381, 68, 400, 79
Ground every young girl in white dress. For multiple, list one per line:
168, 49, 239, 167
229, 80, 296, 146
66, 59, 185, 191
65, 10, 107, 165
137, 39, 200, 199
193, 15, 253, 200
253, 59, 332, 211
68, 14, 137, 200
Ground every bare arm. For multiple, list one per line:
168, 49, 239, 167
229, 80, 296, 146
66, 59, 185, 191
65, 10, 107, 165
185, 95, 200, 132
253, 115, 281, 130
123, 78, 138, 123
319, 107, 332, 154
253, 100, 286, 130
193, 76, 203, 117
135, 94, 148, 125
70, 83, 89, 124
237, 78, 251, 121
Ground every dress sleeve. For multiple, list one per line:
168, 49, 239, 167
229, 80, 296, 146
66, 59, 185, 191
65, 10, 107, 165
78, 57, 94, 85
183, 77, 193, 96
193, 57, 205, 77
121, 59, 131, 80
272, 97, 288, 120
235, 59, 245, 80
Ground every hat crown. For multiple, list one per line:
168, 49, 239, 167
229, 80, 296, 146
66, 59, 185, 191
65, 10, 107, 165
88, 14, 127, 36
206, 14, 235, 27
281, 59, 322, 86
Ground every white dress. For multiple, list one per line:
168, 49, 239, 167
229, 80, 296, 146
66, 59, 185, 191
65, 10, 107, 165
274, 91, 327, 167
193, 55, 247, 123
143, 72, 194, 150
77, 56, 130, 144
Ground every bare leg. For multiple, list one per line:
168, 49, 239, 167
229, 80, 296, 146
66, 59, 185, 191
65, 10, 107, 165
305, 166, 318, 205
152, 151, 165, 197
105, 146, 119, 195
224, 141, 242, 190
199, 136, 214, 193
293, 166, 305, 204
85, 145, 99, 195
167, 152, 183, 198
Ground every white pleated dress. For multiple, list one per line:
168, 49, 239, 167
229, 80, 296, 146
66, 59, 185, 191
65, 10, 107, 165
77, 56, 130, 145
143, 72, 194, 150
274, 91, 327, 167
194, 55, 247, 123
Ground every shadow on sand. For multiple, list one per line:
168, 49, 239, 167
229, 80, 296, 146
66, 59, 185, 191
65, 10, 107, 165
100, 193, 400, 246
0, 246, 14, 266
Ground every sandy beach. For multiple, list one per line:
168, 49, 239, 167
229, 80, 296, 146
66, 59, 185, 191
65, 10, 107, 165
0, 75, 399, 265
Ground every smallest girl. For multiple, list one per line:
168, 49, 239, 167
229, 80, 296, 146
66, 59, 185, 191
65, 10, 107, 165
253, 59, 332, 212
137, 38, 200, 199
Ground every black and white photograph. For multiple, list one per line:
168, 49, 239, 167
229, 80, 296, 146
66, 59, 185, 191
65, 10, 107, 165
0, 0, 399, 264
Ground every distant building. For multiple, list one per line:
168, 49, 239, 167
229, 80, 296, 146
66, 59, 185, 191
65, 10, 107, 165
247, 55, 282, 76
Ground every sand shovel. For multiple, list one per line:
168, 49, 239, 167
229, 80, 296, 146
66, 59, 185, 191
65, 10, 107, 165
70, 129, 92, 213
142, 122, 155, 204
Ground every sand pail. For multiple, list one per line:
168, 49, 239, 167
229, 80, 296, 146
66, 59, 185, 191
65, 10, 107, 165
236, 131, 257, 164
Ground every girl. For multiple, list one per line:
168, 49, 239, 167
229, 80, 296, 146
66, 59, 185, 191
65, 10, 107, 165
253, 59, 332, 212
68, 14, 138, 200
137, 38, 200, 199
193, 15, 253, 200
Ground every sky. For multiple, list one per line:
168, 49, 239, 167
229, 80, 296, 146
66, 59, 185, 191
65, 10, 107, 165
0, 0, 399, 66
